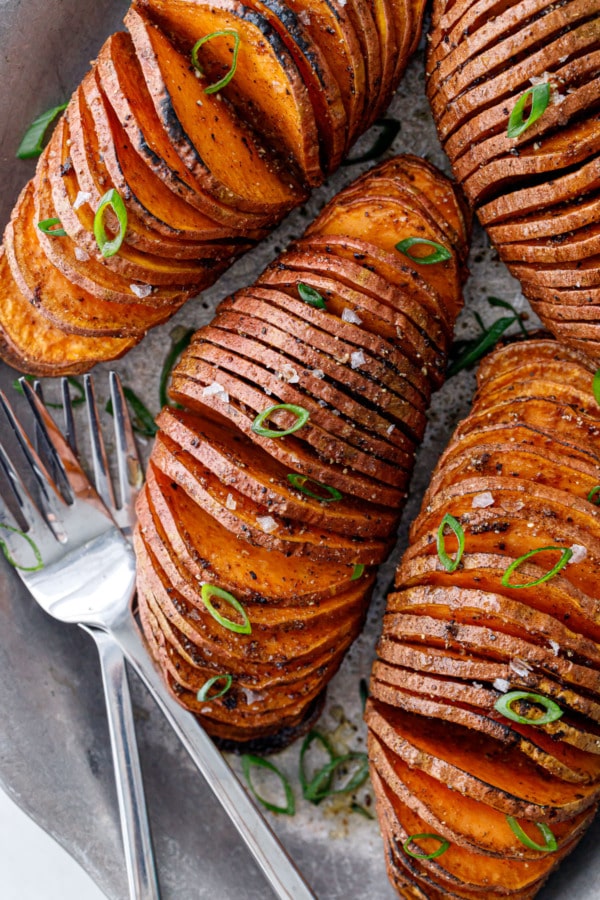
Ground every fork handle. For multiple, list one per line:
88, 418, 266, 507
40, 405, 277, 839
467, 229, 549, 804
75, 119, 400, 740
110, 614, 317, 900
81, 625, 161, 900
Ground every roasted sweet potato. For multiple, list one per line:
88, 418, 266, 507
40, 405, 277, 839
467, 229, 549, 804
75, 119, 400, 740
134, 156, 469, 749
369, 338, 600, 898
427, 0, 600, 362
0, 0, 427, 373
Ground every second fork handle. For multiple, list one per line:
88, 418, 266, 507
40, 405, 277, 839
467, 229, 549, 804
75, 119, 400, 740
81, 625, 160, 900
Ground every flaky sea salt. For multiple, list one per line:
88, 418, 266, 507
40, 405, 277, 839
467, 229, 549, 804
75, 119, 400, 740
130, 283, 153, 299
493, 678, 511, 693
568, 543, 587, 564
257, 515, 277, 534
278, 364, 299, 383
202, 381, 229, 403
472, 491, 494, 509
225, 493, 237, 511
73, 190, 91, 210
312, 368, 325, 379
510, 657, 533, 677
387, 424, 395, 435
549, 640, 560, 656
74, 246, 90, 262
341, 308, 362, 325
350, 350, 366, 369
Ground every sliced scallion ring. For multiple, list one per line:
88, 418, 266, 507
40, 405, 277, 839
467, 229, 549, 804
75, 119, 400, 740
93, 188, 127, 258
507, 83, 550, 139
395, 237, 452, 265
494, 691, 563, 726
241, 755, 295, 815
196, 674, 233, 702
501, 546, 572, 589
506, 817, 557, 853
286, 473, 342, 502
593, 369, 600, 406
37, 217, 66, 237
0, 523, 43, 572
437, 514, 465, 572
200, 583, 251, 634
303, 752, 369, 803
251, 403, 309, 438
17, 102, 68, 159
587, 486, 600, 505
402, 834, 450, 860
299, 730, 337, 800
191, 30, 241, 95
298, 283, 326, 309
351, 563, 365, 581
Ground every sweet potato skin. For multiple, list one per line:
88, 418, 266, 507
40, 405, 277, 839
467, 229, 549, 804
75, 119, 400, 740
368, 338, 600, 898
134, 155, 469, 750
427, 0, 600, 364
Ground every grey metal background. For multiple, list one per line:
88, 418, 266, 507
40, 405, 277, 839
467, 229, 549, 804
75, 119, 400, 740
0, 0, 598, 897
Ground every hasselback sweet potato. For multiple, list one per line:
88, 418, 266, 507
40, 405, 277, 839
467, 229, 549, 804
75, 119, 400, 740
427, 0, 600, 362
0, 0, 427, 375
368, 338, 600, 898
134, 155, 470, 750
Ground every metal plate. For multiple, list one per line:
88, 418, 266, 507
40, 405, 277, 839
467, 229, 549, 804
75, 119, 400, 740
0, 1, 598, 897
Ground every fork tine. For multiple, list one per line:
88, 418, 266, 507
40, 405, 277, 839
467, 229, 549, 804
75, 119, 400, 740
0, 436, 51, 550
61, 377, 79, 457
84, 374, 117, 514
109, 372, 143, 528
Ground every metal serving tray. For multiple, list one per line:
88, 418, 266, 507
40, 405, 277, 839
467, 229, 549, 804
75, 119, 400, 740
0, 0, 598, 896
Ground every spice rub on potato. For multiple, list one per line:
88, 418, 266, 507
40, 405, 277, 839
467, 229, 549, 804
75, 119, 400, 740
427, 0, 600, 363
0, 0, 428, 376
133, 155, 470, 751
368, 338, 600, 898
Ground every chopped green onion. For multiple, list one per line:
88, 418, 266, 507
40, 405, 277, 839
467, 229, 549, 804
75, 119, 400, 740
241, 755, 295, 815
350, 802, 374, 820
191, 30, 241, 95
402, 834, 450, 860
351, 563, 365, 581
501, 546, 572, 589
437, 514, 465, 572
587, 486, 600, 505
13, 375, 84, 409
342, 118, 400, 166
506, 817, 557, 853
0, 523, 43, 572
298, 283, 326, 309
507, 83, 550, 139
106, 387, 157, 437
303, 752, 369, 803
359, 677, 369, 712
488, 296, 529, 337
299, 730, 337, 801
196, 674, 233, 702
448, 316, 516, 376
251, 403, 309, 438
17, 103, 68, 159
37, 218, 66, 237
395, 237, 452, 265
93, 188, 127, 258
495, 691, 563, 726
200, 583, 251, 634
593, 369, 600, 406
286, 473, 342, 502
159, 327, 195, 408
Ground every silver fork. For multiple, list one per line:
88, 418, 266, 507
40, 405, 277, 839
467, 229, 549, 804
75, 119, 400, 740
0, 377, 316, 900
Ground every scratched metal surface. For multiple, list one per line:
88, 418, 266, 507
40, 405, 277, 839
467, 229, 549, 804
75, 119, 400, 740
0, 1, 599, 897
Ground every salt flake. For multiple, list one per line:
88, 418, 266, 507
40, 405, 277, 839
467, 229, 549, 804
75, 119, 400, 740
74, 246, 90, 262
472, 491, 494, 509
225, 493, 237, 511
130, 283, 153, 299
202, 381, 229, 403
568, 543, 587, 564
341, 308, 362, 326
350, 350, 366, 369
493, 678, 511, 693
257, 515, 277, 534
73, 190, 91, 210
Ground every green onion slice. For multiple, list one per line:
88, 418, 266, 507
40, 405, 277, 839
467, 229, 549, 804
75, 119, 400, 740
342, 118, 400, 166
299, 730, 337, 800
191, 30, 241, 95
303, 752, 369, 804
448, 316, 517, 376
507, 83, 550, 139
488, 296, 529, 337
0, 523, 44, 572
196, 674, 233, 702
402, 834, 450, 860
37, 217, 67, 237
298, 283, 326, 309
200, 583, 251, 634
251, 403, 309, 438
93, 188, 127, 258
593, 369, 600, 406
241, 755, 295, 815
106, 387, 157, 437
395, 237, 452, 265
506, 817, 557, 853
286, 473, 341, 502
351, 563, 365, 581
587, 486, 600, 505
17, 103, 68, 159
501, 546, 572, 589
495, 691, 563, 726
350, 802, 375, 820
159, 327, 195, 409
437, 514, 465, 572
